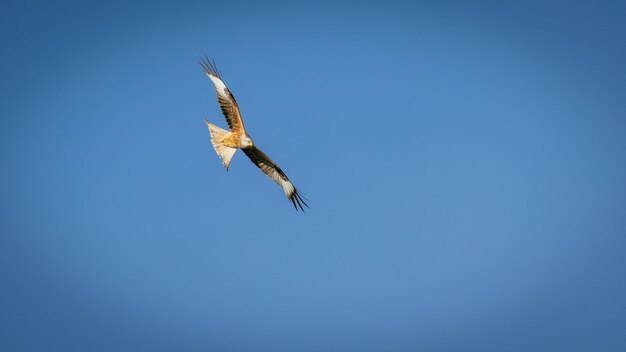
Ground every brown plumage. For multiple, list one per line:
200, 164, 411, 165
200, 57, 308, 211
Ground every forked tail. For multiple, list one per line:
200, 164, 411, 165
204, 120, 237, 170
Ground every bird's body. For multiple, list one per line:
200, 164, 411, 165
200, 57, 308, 211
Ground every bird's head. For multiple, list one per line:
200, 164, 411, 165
241, 135, 254, 148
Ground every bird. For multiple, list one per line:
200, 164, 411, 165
199, 57, 308, 211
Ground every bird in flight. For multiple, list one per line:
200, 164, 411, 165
200, 57, 308, 211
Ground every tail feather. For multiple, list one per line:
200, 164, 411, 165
204, 120, 237, 170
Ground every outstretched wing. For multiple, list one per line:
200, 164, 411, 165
199, 57, 246, 134
242, 146, 308, 211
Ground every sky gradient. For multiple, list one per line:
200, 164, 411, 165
2, 1, 626, 351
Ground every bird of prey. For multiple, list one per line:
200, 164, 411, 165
200, 57, 308, 211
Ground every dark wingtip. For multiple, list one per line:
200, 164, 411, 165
290, 189, 309, 212
199, 55, 222, 78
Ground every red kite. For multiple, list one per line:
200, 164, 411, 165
200, 57, 308, 211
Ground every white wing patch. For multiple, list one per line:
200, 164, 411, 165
207, 74, 229, 97
280, 178, 295, 197
266, 167, 301, 205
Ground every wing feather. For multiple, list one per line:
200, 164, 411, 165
242, 146, 308, 211
199, 57, 246, 134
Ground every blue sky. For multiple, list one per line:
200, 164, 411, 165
1, 1, 625, 351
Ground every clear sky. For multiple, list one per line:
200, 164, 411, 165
1, 1, 625, 351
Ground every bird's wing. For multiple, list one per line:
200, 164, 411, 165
200, 57, 246, 134
242, 146, 308, 211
